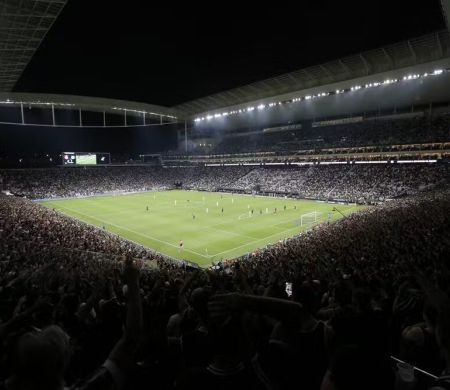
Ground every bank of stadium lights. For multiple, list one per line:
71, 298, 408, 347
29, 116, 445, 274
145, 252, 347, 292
403, 74, 420, 81
193, 68, 447, 123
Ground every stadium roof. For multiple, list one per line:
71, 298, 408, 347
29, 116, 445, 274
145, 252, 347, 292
0, 0, 67, 92
175, 30, 450, 118
0, 1, 449, 123
0, 92, 178, 121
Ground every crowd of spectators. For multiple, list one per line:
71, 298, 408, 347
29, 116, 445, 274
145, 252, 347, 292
1, 127, 450, 389
197, 112, 450, 155
1, 163, 448, 204
2, 85, 450, 389
232, 163, 450, 203
1, 185, 450, 389
0, 166, 252, 199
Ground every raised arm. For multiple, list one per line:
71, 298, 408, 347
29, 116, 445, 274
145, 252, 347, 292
104, 257, 143, 387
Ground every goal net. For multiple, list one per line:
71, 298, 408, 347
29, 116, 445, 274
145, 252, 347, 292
300, 211, 321, 227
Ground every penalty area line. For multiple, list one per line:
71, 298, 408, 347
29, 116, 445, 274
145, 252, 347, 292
209, 224, 301, 259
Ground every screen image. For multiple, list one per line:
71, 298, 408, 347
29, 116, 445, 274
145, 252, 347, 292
62, 152, 110, 165
63, 153, 76, 165
76, 154, 97, 165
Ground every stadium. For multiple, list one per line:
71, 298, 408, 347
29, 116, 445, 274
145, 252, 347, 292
1, 1, 450, 389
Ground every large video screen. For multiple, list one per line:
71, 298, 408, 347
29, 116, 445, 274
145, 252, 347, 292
76, 154, 97, 165
62, 152, 109, 165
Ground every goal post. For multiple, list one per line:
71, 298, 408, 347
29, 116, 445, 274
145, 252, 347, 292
300, 211, 320, 227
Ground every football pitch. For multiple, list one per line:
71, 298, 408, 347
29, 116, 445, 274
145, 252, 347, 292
40, 190, 364, 267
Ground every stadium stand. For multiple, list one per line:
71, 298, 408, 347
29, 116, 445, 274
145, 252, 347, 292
1, 162, 448, 203
1, 187, 450, 389
1, 5, 450, 389
1, 95, 450, 390
180, 111, 450, 155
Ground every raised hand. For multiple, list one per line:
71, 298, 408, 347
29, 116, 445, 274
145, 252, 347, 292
123, 255, 140, 287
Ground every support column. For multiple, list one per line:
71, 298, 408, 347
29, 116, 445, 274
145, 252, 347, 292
51, 104, 55, 126
103, 110, 106, 127
185, 121, 188, 154
124, 110, 127, 126
143, 112, 146, 126
20, 102, 24, 124
79, 109, 82, 127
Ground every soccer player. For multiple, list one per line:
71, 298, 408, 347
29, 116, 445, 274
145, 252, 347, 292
221, 207, 224, 213
146, 205, 149, 211
179, 240, 184, 252
275, 207, 277, 214
260, 209, 262, 215
193, 214, 196, 219
284, 205, 286, 211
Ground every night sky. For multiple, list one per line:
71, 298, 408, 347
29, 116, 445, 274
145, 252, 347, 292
13, 0, 446, 107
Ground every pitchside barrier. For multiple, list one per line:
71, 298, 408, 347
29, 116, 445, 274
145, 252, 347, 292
31, 188, 170, 202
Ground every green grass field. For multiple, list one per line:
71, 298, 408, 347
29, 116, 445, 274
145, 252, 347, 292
40, 190, 364, 267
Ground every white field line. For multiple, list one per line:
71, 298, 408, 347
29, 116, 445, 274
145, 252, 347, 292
53, 205, 210, 259
210, 210, 334, 258
55, 203, 299, 260
210, 224, 301, 258
47, 193, 356, 261
50, 199, 267, 251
